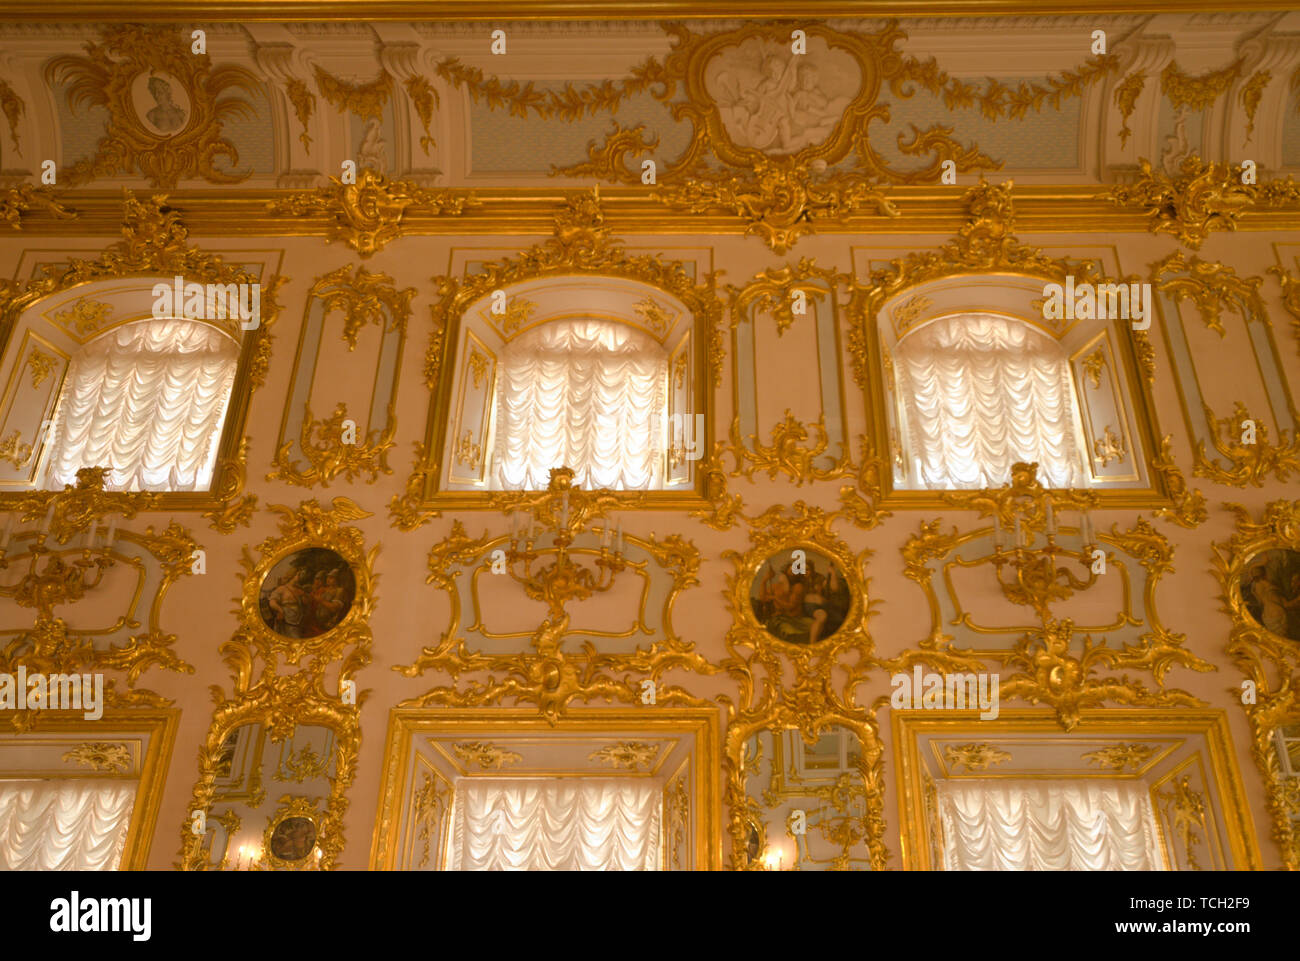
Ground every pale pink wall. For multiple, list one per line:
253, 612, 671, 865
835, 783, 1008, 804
1, 221, 1295, 869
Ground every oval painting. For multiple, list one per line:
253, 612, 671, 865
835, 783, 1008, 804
259, 548, 356, 640
703, 36, 861, 156
130, 71, 192, 138
750, 547, 851, 646
1241, 548, 1300, 643
269, 816, 317, 863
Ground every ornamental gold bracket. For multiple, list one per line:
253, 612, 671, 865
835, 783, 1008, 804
313, 264, 416, 351
997, 617, 1205, 732
266, 167, 478, 258
388, 441, 442, 532
1102, 154, 1300, 250
396, 468, 713, 725
267, 402, 398, 488
1214, 499, 1300, 869
1196, 401, 1300, 488
943, 461, 1099, 532
1150, 435, 1209, 529
657, 161, 899, 255
726, 411, 852, 487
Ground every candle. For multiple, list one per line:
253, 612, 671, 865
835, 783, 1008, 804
616, 518, 624, 555
39, 502, 55, 536
1082, 511, 1094, 546
993, 515, 1004, 551
1013, 516, 1022, 549
528, 515, 536, 542
1045, 501, 1057, 535
105, 516, 117, 547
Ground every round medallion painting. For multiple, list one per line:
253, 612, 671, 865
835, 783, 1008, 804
259, 548, 356, 640
269, 816, 317, 863
130, 72, 191, 138
1241, 548, 1300, 643
750, 548, 851, 646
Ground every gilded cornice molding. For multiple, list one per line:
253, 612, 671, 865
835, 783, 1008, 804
22, 187, 1300, 238
3, 2, 1298, 20
0, 184, 76, 230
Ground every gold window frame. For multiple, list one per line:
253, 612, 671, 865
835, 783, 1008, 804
847, 181, 1180, 515
0, 194, 284, 532
370, 707, 721, 871
0, 709, 178, 870
394, 190, 724, 522
893, 709, 1262, 871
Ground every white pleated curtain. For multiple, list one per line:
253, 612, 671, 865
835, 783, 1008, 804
44, 318, 240, 491
445, 778, 662, 870
936, 779, 1165, 870
489, 318, 666, 490
894, 313, 1086, 489
0, 779, 137, 870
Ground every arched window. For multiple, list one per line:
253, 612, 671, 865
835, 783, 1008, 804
436, 274, 699, 495
489, 318, 667, 490
43, 318, 240, 491
894, 313, 1086, 489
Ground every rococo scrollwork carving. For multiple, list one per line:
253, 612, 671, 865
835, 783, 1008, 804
1213, 500, 1300, 871
1103, 155, 1300, 250
45, 25, 262, 188
396, 468, 715, 724
0, 468, 198, 731
557, 21, 1117, 250
906, 464, 1211, 730
179, 497, 377, 871
266, 168, 478, 258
